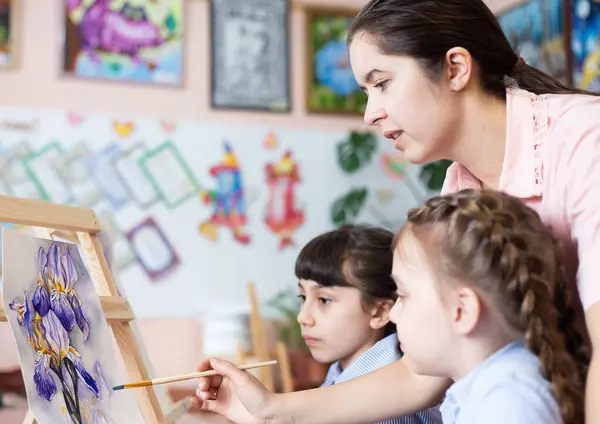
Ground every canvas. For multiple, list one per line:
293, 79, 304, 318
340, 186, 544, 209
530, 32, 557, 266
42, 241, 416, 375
1, 228, 144, 424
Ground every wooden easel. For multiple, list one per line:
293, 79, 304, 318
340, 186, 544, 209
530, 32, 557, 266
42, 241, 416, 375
237, 282, 293, 393
0, 195, 187, 423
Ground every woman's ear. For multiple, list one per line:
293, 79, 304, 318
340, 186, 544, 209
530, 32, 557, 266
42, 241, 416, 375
369, 299, 395, 330
444, 47, 473, 92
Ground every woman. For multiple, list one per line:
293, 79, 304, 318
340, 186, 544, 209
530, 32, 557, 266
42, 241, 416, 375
194, 0, 600, 422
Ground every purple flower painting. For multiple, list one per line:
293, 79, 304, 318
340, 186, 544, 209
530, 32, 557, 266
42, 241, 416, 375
1, 228, 143, 424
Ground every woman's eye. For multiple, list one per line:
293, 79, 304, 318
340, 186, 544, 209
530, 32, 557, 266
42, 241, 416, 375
374, 80, 389, 91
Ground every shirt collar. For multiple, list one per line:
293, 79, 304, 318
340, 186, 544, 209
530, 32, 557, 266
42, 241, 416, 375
443, 88, 545, 199
323, 333, 401, 385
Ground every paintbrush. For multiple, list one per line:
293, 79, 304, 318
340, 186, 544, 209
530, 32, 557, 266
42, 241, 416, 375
112, 360, 278, 391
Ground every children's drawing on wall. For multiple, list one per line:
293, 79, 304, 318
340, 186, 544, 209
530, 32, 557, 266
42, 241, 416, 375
125, 217, 180, 282
112, 120, 135, 138
571, 0, 600, 90
114, 143, 159, 208
66, 111, 85, 126
160, 119, 176, 134
264, 150, 304, 250
1, 229, 143, 424
263, 131, 278, 150
58, 143, 103, 207
139, 140, 200, 210
23, 142, 76, 206
305, 7, 366, 115
498, 0, 568, 83
62, 0, 184, 86
86, 144, 131, 211
0, 142, 42, 200
0, 0, 14, 68
199, 142, 251, 245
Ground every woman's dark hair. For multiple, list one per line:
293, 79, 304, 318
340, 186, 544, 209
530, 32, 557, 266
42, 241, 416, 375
348, 0, 599, 99
295, 224, 397, 336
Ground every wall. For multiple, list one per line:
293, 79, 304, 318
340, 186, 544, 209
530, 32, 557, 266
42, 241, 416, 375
0, 0, 524, 130
0, 0, 525, 319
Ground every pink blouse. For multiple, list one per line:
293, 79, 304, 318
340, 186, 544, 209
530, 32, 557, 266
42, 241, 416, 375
442, 87, 600, 313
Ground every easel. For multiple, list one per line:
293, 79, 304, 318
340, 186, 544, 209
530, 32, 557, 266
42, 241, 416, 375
0, 195, 189, 423
236, 282, 293, 393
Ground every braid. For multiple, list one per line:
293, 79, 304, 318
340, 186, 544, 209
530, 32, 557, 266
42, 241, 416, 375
407, 189, 586, 424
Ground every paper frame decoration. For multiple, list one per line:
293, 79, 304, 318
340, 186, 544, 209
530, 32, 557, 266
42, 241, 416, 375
22, 142, 76, 205
570, 0, 600, 90
210, 0, 291, 112
124, 216, 180, 282
138, 140, 201, 210
304, 6, 366, 116
0, 0, 18, 69
60, 0, 186, 87
113, 142, 160, 209
85, 144, 131, 211
0, 142, 41, 200
497, 0, 571, 85
59, 142, 103, 207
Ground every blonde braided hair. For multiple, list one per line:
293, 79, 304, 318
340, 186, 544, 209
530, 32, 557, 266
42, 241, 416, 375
403, 189, 588, 424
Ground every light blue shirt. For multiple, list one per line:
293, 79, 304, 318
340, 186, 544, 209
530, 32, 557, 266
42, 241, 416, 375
321, 333, 442, 424
440, 340, 562, 424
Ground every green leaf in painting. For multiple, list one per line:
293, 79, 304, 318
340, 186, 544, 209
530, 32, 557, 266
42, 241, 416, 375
336, 131, 377, 173
330, 188, 369, 227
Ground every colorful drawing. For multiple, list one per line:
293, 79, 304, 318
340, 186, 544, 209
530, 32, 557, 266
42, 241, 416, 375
199, 142, 251, 244
498, 0, 568, 82
114, 143, 159, 208
571, 0, 600, 90
264, 150, 304, 250
0, 0, 15, 68
67, 111, 85, 126
380, 152, 407, 180
1, 229, 143, 424
63, 0, 184, 86
112, 121, 135, 138
23, 142, 76, 205
306, 8, 366, 115
124, 216, 180, 281
86, 144, 130, 210
139, 141, 200, 209
160, 119, 176, 133
263, 132, 278, 150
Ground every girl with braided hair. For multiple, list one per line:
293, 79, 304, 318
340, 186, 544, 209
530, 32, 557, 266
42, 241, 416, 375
390, 189, 586, 424
194, 0, 600, 422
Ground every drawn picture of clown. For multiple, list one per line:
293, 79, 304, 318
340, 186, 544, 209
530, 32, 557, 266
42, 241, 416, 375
199, 142, 251, 244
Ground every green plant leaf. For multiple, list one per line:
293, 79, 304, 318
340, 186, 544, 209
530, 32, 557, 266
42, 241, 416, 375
330, 188, 369, 227
336, 131, 377, 173
419, 160, 452, 191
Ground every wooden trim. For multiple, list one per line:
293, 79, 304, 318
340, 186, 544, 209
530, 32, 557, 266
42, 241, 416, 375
0, 195, 101, 232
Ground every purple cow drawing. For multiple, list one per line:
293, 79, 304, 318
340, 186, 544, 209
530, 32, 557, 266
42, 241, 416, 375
66, 0, 168, 64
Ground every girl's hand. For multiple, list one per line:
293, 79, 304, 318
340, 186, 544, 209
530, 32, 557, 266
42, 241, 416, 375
195, 357, 277, 424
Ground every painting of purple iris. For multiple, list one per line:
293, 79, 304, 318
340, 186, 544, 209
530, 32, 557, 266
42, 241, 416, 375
2, 228, 143, 424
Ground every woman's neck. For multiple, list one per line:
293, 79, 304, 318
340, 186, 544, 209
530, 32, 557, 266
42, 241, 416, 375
448, 91, 508, 190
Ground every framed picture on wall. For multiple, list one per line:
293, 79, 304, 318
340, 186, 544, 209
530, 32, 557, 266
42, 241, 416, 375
305, 7, 366, 116
570, 0, 600, 91
60, 0, 185, 86
497, 0, 571, 85
0, 0, 18, 68
210, 0, 291, 112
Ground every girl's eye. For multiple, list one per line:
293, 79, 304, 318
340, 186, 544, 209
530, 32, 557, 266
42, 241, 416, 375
297, 294, 306, 303
374, 80, 389, 91
318, 297, 331, 305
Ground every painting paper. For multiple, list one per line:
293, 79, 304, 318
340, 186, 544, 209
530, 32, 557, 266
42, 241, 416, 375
1, 228, 144, 424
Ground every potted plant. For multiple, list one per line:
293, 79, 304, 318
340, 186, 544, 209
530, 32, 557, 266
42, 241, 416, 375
268, 288, 328, 391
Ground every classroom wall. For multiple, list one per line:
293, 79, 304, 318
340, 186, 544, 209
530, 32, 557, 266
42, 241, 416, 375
0, 0, 526, 319
0, 0, 524, 130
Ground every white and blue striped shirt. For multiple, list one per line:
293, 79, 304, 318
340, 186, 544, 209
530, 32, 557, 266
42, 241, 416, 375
441, 340, 562, 424
321, 333, 443, 424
